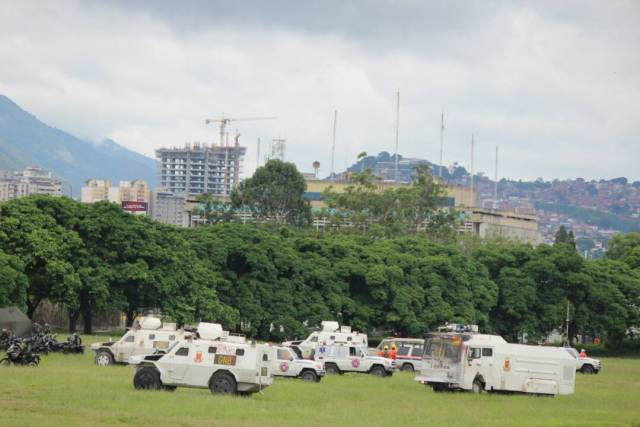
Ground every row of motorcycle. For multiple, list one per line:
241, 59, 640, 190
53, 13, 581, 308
1, 323, 85, 367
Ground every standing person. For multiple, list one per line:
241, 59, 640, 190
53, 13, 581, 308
579, 348, 587, 358
389, 344, 397, 360
378, 345, 389, 358
318, 341, 328, 358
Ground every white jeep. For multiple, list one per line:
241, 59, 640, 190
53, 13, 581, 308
271, 346, 325, 382
564, 348, 602, 374
315, 344, 394, 377
129, 323, 273, 395
91, 316, 186, 366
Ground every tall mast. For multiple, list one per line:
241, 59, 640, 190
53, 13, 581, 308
256, 138, 261, 170
394, 90, 400, 183
470, 134, 475, 207
331, 110, 338, 181
439, 111, 444, 178
493, 145, 499, 210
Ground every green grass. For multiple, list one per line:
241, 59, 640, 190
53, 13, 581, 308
1, 335, 639, 427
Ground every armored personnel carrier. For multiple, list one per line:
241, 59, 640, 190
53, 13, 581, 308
130, 322, 273, 395
91, 316, 187, 366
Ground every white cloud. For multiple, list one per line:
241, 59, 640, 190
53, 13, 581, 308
0, 0, 639, 181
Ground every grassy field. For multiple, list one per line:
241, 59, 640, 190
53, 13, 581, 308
1, 335, 639, 427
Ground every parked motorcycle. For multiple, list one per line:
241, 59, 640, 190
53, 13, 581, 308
1, 339, 40, 366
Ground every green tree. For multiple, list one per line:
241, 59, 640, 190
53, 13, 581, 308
231, 160, 311, 225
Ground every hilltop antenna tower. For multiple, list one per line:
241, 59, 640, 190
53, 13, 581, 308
394, 90, 400, 183
493, 145, 499, 210
331, 110, 338, 182
439, 111, 445, 178
271, 138, 286, 161
256, 138, 261, 170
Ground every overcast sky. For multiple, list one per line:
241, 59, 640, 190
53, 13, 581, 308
1, 0, 639, 181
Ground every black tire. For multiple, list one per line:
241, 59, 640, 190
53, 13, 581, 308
300, 370, 318, 382
133, 367, 162, 390
209, 372, 237, 395
370, 365, 386, 377
94, 350, 114, 366
581, 364, 594, 375
0, 358, 11, 366
401, 363, 415, 372
432, 383, 448, 392
324, 363, 340, 375
472, 378, 484, 394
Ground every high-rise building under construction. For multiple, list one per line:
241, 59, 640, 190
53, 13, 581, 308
156, 142, 247, 197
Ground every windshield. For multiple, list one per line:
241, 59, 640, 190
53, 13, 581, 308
423, 335, 463, 362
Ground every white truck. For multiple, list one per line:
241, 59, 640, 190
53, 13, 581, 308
315, 344, 395, 377
282, 321, 368, 359
130, 322, 273, 395
370, 337, 424, 372
415, 331, 576, 396
91, 316, 187, 366
271, 345, 325, 382
565, 347, 602, 374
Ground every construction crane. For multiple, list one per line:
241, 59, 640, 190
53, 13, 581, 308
205, 115, 277, 147
204, 115, 277, 196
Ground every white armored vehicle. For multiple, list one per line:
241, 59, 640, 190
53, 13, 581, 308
271, 346, 325, 382
316, 344, 395, 377
282, 320, 368, 359
415, 330, 576, 396
565, 347, 602, 374
91, 316, 187, 366
130, 322, 273, 395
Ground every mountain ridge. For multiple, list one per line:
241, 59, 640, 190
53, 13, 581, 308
0, 95, 158, 195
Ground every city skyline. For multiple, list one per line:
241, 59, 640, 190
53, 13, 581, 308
1, 1, 639, 181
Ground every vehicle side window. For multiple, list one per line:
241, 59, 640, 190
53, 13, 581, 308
482, 348, 493, 357
349, 347, 357, 356
169, 335, 175, 341
175, 347, 189, 356
310, 336, 318, 343
398, 345, 411, 356
236, 348, 245, 356
411, 345, 424, 357
330, 335, 335, 340
125, 335, 135, 343
347, 337, 352, 341
208, 347, 217, 354
262, 354, 269, 362
149, 334, 155, 340
470, 347, 481, 359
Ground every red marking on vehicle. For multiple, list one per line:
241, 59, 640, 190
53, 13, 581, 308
280, 362, 289, 372
352, 358, 360, 368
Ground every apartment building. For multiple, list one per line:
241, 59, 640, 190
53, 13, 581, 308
0, 167, 63, 201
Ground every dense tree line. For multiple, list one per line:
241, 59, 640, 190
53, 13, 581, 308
1, 195, 639, 349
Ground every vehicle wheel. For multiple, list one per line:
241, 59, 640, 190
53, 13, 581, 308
29, 360, 39, 367
0, 358, 11, 366
94, 351, 114, 366
370, 365, 386, 377
324, 363, 339, 375
300, 370, 318, 382
472, 379, 484, 394
401, 363, 414, 372
581, 364, 594, 375
133, 367, 162, 390
209, 372, 237, 395
432, 383, 448, 392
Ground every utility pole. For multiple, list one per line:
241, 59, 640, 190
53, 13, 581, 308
331, 110, 338, 182
394, 90, 400, 183
470, 134, 475, 207
493, 145, 499, 210
439, 111, 444, 178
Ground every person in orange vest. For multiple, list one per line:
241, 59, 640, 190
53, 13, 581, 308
378, 345, 389, 358
579, 348, 587, 358
389, 344, 397, 360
